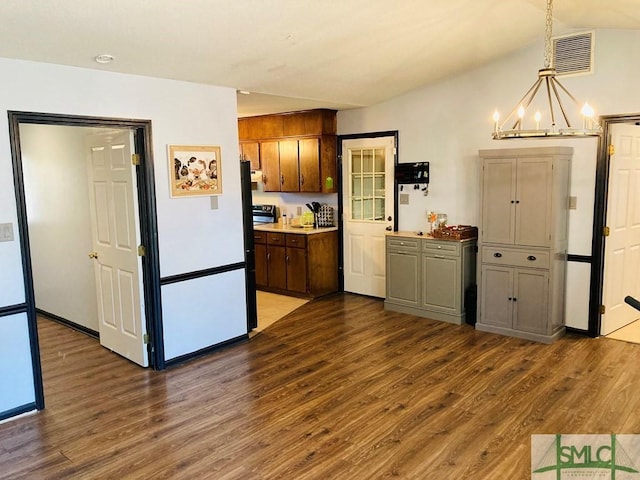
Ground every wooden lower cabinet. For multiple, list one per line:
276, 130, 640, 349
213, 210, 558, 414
254, 230, 338, 298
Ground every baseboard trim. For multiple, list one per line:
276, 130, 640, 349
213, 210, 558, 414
36, 309, 99, 339
0, 402, 37, 422
164, 334, 248, 369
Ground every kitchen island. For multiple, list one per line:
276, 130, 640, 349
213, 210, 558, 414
253, 224, 338, 298
385, 231, 477, 325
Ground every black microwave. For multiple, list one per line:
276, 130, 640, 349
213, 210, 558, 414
395, 162, 430, 184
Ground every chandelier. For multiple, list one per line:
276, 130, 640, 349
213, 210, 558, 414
492, 0, 602, 139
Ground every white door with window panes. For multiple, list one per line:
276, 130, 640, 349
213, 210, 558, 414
342, 136, 395, 297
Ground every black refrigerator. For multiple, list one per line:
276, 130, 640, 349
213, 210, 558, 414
240, 160, 258, 331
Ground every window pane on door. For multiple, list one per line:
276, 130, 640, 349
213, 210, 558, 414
349, 147, 387, 222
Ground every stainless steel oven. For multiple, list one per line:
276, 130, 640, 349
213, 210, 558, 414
252, 204, 277, 225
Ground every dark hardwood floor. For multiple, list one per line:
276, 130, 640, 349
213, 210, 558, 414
1, 293, 639, 479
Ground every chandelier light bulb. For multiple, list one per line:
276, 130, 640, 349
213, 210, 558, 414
493, 110, 500, 134
581, 102, 594, 118
534, 111, 542, 130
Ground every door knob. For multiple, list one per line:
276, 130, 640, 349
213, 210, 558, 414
88, 251, 99, 259
385, 226, 392, 231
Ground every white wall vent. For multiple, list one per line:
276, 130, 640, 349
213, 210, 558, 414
553, 31, 594, 76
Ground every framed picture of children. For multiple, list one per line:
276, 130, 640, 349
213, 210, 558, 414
169, 145, 222, 197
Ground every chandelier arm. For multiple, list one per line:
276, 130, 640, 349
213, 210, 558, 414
512, 78, 546, 130
545, 76, 557, 127
504, 78, 544, 130
550, 78, 572, 128
552, 77, 580, 106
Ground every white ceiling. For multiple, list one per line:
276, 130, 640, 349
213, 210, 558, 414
1, 0, 639, 117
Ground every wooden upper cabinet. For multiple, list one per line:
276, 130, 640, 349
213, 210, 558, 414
238, 115, 283, 140
238, 109, 336, 140
239, 109, 337, 193
279, 139, 300, 191
261, 141, 281, 192
283, 110, 337, 136
298, 138, 320, 192
240, 141, 260, 170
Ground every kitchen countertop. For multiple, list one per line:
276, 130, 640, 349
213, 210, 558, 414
387, 230, 477, 242
254, 223, 338, 235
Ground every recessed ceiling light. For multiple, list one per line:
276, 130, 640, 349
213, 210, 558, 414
95, 54, 115, 64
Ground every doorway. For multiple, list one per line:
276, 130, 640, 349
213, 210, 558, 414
8, 111, 163, 410
591, 113, 640, 338
339, 132, 398, 298
600, 123, 640, 336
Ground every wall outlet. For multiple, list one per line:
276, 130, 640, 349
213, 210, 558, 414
210, 196, 219, 210
569, 196, 577, 210
0, 223, 14, 242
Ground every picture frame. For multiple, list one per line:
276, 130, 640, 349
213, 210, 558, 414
168, 144, 222, 197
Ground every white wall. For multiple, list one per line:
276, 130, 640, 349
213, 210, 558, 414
0, 313, 34, 414
338, 29, 640, 330
251, 185, 338, 224
0, 58, 247, 417
20, 124, 99, 331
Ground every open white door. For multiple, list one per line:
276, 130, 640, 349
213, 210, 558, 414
602, 123, 640, 335
86, 131, 148, 366
342, 136, 395, 297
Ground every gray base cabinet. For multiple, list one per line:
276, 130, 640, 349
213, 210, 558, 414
385, 234, 476, 325
476, 147, 572, 343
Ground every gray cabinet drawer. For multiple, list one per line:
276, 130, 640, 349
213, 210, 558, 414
422, 239, 460, 257
481, 246, 549, 269
387, 237, 419, 251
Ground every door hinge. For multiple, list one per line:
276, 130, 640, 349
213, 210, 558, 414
603, 226, 610, 237
138, 244, 146, 256
132, 153, 141, 165
600, 305, 606, 315
143, 333, 150, 344
608, 144, 615, 156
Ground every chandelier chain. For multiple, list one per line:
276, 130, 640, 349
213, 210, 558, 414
544, 0, 554, 68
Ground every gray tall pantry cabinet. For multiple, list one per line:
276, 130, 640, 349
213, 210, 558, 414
476, 147, 572, 343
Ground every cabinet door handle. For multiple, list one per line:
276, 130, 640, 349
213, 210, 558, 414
386, 226, 392, 231
300, 174, 304, 185
267, 252, 271, 262
508, 297, 512, 301
527, 255, 537, 261
434, 254, 445, 259
280, 174, 284, 185
513, 297, 517, 302
493, 252, 503, 258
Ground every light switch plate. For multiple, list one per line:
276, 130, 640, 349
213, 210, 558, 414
569, 196, 577, 210
210, 196, 219, 210
0, 223, 14, 242
400, 193, 410, 205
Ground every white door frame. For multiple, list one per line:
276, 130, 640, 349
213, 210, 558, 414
337, 131, 398, 292
8, 111, 163, 411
